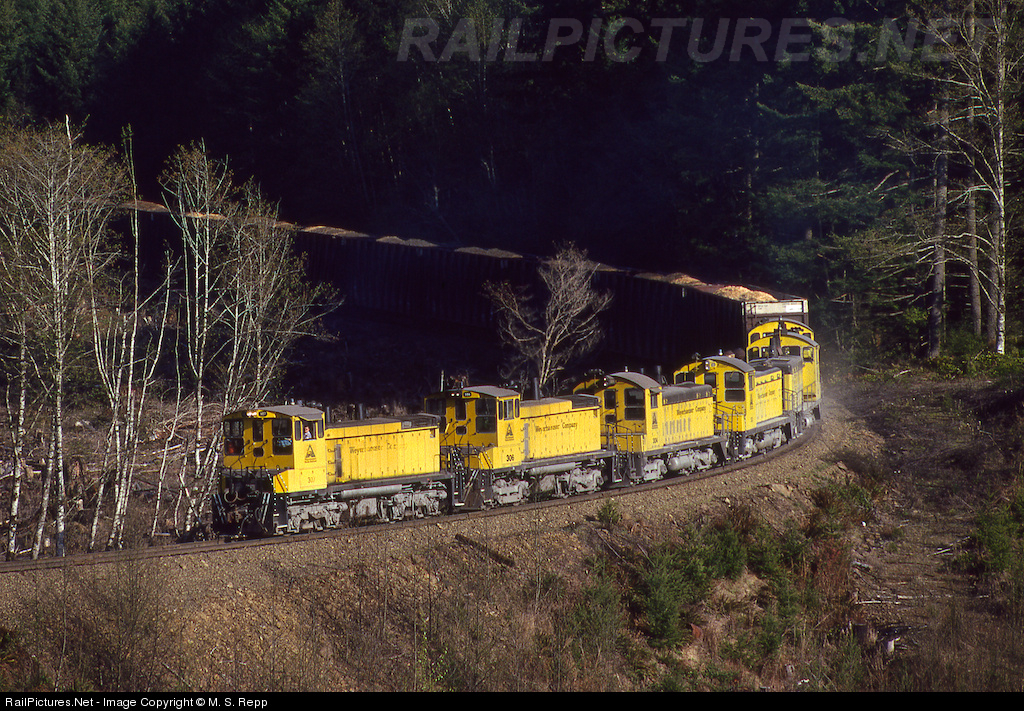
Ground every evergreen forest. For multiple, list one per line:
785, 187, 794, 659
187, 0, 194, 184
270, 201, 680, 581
2, 0, 1020, 361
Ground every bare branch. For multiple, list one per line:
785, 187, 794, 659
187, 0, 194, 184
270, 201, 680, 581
485, 244, 611, 394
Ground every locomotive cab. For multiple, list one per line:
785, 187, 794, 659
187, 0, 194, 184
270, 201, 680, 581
424, 386, 523, 467
673, 356, 793, 458
574, 372, 719, 483
216, 405, 327, 536
221, 405, 327, 494
575, 371, 669, 451
746, 329, 820, 420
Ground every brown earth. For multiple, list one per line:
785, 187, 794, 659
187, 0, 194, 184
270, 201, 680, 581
4, 370, 1017, 691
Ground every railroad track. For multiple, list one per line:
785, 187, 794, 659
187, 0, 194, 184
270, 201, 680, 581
0, 422, 820, 575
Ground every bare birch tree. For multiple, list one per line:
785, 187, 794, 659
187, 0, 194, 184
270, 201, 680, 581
87, 134, 174, 550
160, 143, 336, 534
485, 244, 611, 395
0, 121, 127, 558
0, 138, 38, 560
921, 2, 1019, 353
219, 181, 335, 409
159, 143, 238, 532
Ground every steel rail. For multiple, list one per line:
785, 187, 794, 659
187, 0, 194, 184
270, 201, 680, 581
0, 422, 821, 575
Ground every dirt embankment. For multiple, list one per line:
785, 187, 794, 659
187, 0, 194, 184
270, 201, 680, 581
1, 374, 1019, 691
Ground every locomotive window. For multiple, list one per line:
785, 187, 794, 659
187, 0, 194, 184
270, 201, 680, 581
298, 420, 316, 440
803, 347, 814, 362
251, 419, 264, 442
624, 388, 645, 421
650, 392, 659, 409
455, 401, 467, 421
724, 372, 744, 386
476, 398, 497, 433
223, 420, 245, 456
724, 371, 745, 403
499, 399, 516, 421
272, 418, 293, 455
704, 372, 716, 388
675, 371, 695, 384
604, 390, 617, 410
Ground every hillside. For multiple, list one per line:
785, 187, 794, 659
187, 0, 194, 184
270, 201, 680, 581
2, 371, 1022, 692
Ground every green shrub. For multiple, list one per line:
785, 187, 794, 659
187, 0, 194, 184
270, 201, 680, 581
643, 557, 686, 648
651, 666, 699, 692
568, 573, 622, 658
747, 524, 785, 579
705, 524, 747, 580
930, 331, 1024, 381
757, 612, 784, 657
974, 507, 1017, 573
639, 543, 713, 648
780, 522, 810, 571
597, 499, 621, 528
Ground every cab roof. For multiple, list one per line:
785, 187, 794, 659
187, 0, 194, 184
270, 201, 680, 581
705, 355, 754, 372
750, 331, 819, 347
225, 405, 324, 420
609, 371, 662, 391
463, 385, 519, 398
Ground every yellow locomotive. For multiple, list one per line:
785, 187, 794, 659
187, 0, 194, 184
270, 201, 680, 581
573, 371, 721, 484
672, 355, 795, 458
423, 386, 608, 508
215, 405, 447, 535
746, 319, 822, 424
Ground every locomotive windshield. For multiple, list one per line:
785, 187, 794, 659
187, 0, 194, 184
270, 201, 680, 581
272, 418, 293, 454
725, 371, 745, 402
224, 419, 244, 455
624, 388, 645, 420
476, 398, 496, 433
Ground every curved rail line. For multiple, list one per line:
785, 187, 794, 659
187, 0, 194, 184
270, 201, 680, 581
0, 422, 821, 575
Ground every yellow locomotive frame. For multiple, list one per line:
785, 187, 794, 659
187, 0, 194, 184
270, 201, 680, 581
216, 405, 448, 535
673, 355, 795, 458
575, 371, 721, 483
423, 386, 607, 507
